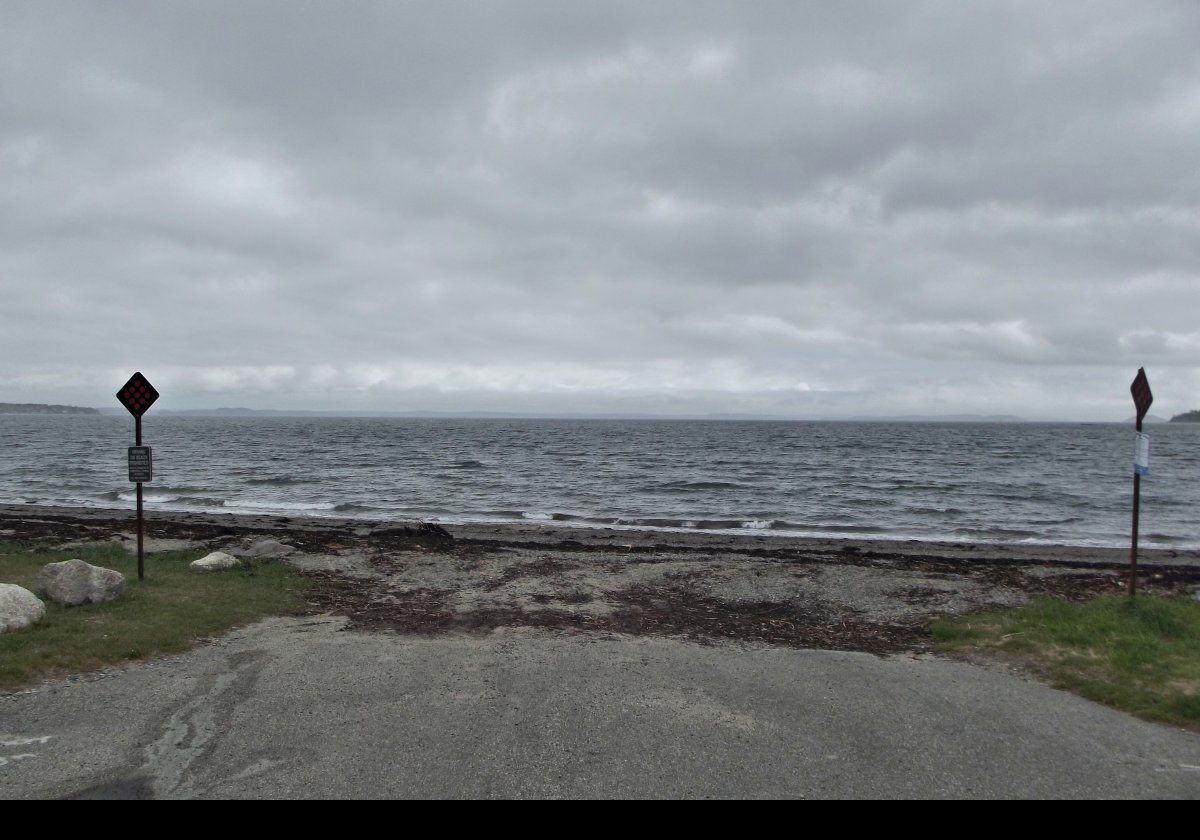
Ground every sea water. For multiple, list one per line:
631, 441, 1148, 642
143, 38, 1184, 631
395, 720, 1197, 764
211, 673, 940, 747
0, 415, 1196, 548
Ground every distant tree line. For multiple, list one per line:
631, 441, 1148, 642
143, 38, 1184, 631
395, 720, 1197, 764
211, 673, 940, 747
1169, 410, 1200, 423
0, 403, 99, 415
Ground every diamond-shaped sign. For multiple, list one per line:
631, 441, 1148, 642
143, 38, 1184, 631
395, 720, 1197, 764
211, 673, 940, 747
1130, 367, 1153, 422
116, 372, 159, 418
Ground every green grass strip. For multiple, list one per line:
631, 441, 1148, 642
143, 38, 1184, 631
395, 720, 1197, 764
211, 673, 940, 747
932, 594, 1200, 729
0, 540, 311, 691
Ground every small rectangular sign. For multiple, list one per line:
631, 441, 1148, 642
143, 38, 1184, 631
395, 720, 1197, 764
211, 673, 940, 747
128, 446, 153, 482
1134, 433, 1150, 476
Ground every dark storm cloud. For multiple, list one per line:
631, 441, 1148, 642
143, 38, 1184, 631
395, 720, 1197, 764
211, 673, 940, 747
1, 1, 1198, 418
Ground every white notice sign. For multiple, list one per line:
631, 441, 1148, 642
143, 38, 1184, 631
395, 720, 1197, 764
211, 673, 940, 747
128, 446, 153, 482
1134, 433, 1150, 477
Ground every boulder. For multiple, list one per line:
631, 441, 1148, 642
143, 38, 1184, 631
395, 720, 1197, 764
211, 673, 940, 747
36, 559, 126, 607
0, 584, 45, 633
242, 539, 295, 559
190, 551, 242, 573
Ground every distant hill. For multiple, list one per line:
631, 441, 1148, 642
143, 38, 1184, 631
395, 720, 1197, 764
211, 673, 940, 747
1124, 414, 1168, 424
836, 414, 1025, 423
1170, 410, 1200, 423
158, 407, 297, 416
0, 403, 98, 415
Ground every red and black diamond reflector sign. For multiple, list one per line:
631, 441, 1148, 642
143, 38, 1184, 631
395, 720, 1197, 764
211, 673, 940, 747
116, 372, 159, 418
1130, 367, 1153, 422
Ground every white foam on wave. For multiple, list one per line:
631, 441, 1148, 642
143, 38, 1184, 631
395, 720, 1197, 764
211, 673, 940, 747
224, 500, 338, 512
521, 511, 553, 521
740, 520, 772, 530
117, 492, 179, 504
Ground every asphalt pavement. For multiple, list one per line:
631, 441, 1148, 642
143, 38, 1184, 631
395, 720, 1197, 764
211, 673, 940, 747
3, 616, 1199, 799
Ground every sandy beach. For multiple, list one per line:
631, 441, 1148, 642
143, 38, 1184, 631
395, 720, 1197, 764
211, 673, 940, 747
4, 503, 1199, 654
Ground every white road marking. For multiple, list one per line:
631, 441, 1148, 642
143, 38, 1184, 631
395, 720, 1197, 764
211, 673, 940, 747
0, 754, 37, 767
0, 734, 54, 770
1, 735, 52, 747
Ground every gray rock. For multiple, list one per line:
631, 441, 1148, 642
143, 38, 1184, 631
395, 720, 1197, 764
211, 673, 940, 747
190, 551, 242, 573
242, 539, 295, 559
0, 584, 45, 633
36, 559, 126, 607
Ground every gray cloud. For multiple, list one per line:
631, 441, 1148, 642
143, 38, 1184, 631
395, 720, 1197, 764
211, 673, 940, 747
2, 1, 1198, 419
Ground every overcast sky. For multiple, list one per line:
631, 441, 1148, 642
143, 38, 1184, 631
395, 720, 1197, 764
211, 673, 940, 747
2, 2, 1198, 420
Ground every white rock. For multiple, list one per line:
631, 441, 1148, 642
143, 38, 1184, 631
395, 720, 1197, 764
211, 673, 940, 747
36, 559, 126, 607
242, 539, 295, 559
190, 551, 242, 572
0, 584, 46, 633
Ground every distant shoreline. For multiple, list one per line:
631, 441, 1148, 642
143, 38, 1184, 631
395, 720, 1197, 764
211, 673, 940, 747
6, 405, 1190, 422
0, 403, 98, 415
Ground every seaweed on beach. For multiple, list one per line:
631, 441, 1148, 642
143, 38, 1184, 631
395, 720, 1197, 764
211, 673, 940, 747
7, 507, 1200, 658
601, 584, 928, 653
300, 568, 930, 655
484, 556, 573, 590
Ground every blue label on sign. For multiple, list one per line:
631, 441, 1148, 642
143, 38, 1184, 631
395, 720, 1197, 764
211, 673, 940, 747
1134, 433, 1150, 477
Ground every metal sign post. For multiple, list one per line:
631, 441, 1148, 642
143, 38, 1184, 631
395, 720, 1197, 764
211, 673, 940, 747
1128, 367, 1153, 599
116, 372, 159, 581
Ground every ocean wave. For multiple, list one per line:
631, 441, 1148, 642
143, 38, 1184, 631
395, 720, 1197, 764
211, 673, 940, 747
223, 499, 337, 512
615, 517, 765, 530
113, 491, 180, 504
174, 496, 228, 508
481, 510, 623, 526
101, 487, 212, 504
1142, 533, 1187, 544
503, 515, 894, 537
1027, 516, 1085, 526
452, 460, 485, 469
903, 505, 968, 516
953, 526, 1040, 540
244, 475, 316, 486
805, 523, 889, 534
649, 481, 752, 492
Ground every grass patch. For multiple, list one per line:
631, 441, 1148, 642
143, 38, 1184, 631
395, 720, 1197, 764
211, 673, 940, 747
932, 594, 1200, 729
0, 540, 311, 691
